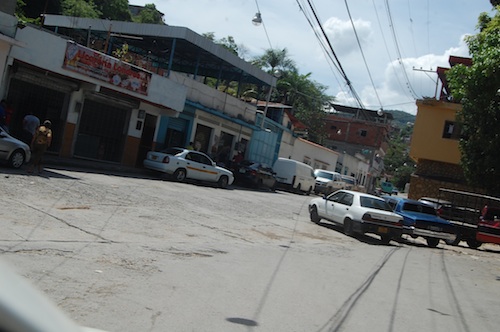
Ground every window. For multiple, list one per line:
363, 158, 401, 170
442, 121, 461, 140
359, 130, 367, 137
330, 125, 337, 130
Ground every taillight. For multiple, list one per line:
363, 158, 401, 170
162, 156, 170, 163
250, 170, 257, 176
436, 207, 443, 216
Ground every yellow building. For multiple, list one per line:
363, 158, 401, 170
408, 57, 481, 199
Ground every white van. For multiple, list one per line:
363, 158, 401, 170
273, 158, 316, 194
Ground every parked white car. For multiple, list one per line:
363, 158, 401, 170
0, 126, 31, 169
313, 169, 345, 195
309, 190, 404, 244
143, 147, 234, 188
273, 157, 315, 195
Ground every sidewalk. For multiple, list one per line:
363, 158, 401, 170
43, 154, 144, 175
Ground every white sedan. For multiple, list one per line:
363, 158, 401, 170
309, 190, 404, 244
0, 126, 31, 169
144, 147, 234, 188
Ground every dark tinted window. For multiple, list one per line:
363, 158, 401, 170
402, 202, 437, 215
360, 196, 392, 211
161, 147, 184, 156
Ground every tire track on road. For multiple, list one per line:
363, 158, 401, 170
314, 246, 400, 332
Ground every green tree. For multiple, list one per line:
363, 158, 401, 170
384, 124, 415, 190
447, 6, 500, 195
94, 0, 131, 21
133, 3, 163, 24
61, 0, 100, 18
252, 48, 333, 143
252, 48, 297, 74
202, 33, 239, 56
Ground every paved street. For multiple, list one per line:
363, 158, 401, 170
1, 165, 499, 332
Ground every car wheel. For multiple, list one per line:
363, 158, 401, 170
309, 206, 321, 223
172, 168, 187, 182
296, 183, 302, 193
218, 175, 229, 188
426, 238, 440, 248
306, 186, 312, 196
327, 186, 333, 195
9, 149, 26, 169
445, 235, 461, 246
466, 239, 482, 249
380, 234, 392, 244
344, 218, 354, 236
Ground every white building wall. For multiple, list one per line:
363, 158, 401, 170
288, 137, 339, 171
169, 71, 257, 123
9, 25, 187, 113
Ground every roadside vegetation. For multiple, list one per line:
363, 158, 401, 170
447, 5, 500, 195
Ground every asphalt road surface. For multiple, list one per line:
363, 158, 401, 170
1, 165, 499, 332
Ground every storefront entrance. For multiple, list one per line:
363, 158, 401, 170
6, 77, 70, 153
74, 99, 130, 162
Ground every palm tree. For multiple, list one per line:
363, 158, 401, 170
252, 48, 296, 74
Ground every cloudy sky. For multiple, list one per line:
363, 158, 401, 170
131, 0, 494, 114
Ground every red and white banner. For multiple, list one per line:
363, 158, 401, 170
63, 42, 151, 95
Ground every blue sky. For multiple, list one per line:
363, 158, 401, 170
131, 0, 495, 114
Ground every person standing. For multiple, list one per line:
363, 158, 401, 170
22, 112, 40, 145
0, 100, 13, 132
29, 120, 52, 174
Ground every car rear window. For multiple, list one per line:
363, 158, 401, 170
160, 148, 184, 156
403, 202, 437, 215
360, 196, 392, 211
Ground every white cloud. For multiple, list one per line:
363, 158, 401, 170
323, 17, 373, 56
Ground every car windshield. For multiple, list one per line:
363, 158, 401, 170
159, 147, 184, 156
342, 177, 355, 184
402, 202, 437, 215
315, 171, 333, 180
360, 196, 393, 211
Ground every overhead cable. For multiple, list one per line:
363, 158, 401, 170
301, 0, 365, 109
344, 0, 383, 109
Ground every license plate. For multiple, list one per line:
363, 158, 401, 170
151, 156, 157, 160
429, 226, 442, 231
239, 168, 246, 173
378, 226, 388, 234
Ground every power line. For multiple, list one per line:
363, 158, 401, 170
385, 0, 420, 99
371, 0, 414, 101
253, 0, 273, 49
298, 0, 365, 109
344, 0, 382, 109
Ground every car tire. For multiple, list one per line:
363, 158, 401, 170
426, 238, 440, 248
380, 234, 392, 244
296, 183, 302, 194
466, 239, 482, 249
445, 235, 461, 246
218, 175, 229, 188
306, 186, 312, 196
309, 206, 321, 223
9, 149, 26, 169
172, 168, 187, 182
344, 218, 354, 236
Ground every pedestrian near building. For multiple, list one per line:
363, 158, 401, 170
22, 112, 40, 145
0, 100, 13, 132
28, 120, 52, 174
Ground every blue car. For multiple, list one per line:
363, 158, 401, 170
382, 196, 457, 247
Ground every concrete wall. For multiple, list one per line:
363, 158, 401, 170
169, 71, 257, 123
